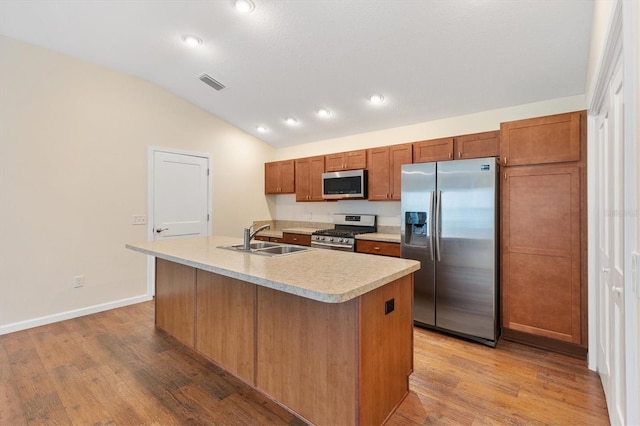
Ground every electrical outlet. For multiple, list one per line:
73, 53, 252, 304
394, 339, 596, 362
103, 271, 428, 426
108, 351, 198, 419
132, 215, 147, 225
73, 275, 84, 288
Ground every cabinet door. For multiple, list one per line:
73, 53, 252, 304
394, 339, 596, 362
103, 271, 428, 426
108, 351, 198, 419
325, 153, 346, 172
501, 164, 582, 344
155, 259, 196, 347
295, 157, 311, 201
455, 131, 500, 160
265, 161, 281, 194
389, 143, 412, 199
345, 150, 367, 169
325, 150, 367, 171
309, 156, 325, 200
265, 160, 295, 194
295, 156, 325, 201
367, 147, 391, 201
413, 137, 454, 163
500, 111, 582, 166
279, 160, 295, 193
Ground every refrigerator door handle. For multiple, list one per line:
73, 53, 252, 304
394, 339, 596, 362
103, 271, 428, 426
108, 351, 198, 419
435, 190, 442, 261
429, 191, 435, 261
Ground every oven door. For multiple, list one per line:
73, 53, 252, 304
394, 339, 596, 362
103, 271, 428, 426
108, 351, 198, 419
310, 240, 354, 252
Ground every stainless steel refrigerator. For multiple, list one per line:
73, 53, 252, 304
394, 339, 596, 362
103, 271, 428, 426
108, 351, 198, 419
401, 157, 499, 346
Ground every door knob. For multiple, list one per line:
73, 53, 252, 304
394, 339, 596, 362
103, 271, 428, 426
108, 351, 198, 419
156, 228, 168, 233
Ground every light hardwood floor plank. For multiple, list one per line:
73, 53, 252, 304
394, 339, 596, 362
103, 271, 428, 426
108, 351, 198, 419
0, 300, 609, 425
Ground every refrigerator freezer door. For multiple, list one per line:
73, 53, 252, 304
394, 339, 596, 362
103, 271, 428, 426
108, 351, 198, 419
401, 162, 436, 326
435, 158, 498, 341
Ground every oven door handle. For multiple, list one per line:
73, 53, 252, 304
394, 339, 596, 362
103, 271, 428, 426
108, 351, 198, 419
311, 241, 351, 249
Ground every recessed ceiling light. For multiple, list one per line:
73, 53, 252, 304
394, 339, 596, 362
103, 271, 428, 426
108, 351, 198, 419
285, 117, 298, 126
235, 0, 255, 13
317, 108, 331, 117
257, 126, 268, 133
182, 35, 202, 47
368, 94, 385, 104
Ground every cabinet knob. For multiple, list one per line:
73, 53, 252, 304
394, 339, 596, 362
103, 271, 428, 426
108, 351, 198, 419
374, 246, 380, 250
503, 157, 508, 166
448, 152, 452, 159
458, 151, 461, 158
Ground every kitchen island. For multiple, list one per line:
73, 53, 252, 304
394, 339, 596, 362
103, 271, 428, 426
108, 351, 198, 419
126, 236, 420, 426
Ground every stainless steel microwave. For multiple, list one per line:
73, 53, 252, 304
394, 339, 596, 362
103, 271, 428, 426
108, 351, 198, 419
322, 169, 367, 200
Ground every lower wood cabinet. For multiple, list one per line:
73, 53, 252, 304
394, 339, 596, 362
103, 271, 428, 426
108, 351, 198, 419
501, 164, 586, 355
356, 240, 400, 257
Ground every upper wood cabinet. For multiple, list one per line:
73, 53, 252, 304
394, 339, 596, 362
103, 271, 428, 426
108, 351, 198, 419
367, 143, 412, 201
325, 149, 367, 171
454, 131, 500, 160
295, 156, 325, 201
265, 160, 295, 194
412, 137, 454, 163
500, 111, 582, 167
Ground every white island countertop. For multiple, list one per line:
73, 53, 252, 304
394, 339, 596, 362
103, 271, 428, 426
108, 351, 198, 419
126, 236, 419, 303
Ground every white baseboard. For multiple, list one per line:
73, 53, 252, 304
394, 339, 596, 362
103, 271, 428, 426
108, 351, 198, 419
0, 294, 154, 336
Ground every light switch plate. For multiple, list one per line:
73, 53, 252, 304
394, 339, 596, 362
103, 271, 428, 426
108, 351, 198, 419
132, 215, 147, 225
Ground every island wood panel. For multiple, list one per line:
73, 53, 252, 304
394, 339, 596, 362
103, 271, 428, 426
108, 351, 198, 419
358, 274, 413, 426
195, 270, 256, 384
155, 258, 196, 348
255, 287, 358, 426
502, 165, 582, 345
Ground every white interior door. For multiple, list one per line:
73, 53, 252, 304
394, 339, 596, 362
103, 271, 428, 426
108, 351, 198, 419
152, 150, 210, 240
596, 63, 626, 426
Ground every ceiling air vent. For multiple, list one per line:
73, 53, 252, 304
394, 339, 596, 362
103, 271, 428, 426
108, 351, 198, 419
198, 73, 225, 91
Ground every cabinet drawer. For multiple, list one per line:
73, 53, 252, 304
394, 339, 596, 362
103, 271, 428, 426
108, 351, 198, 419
281, 233, 311, 246
356, 240, 400, 257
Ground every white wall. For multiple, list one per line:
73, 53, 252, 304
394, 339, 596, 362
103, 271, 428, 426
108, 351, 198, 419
0, 36, 274, 332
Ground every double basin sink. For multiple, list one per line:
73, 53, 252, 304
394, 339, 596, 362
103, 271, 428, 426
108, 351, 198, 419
219, 241, 312, 257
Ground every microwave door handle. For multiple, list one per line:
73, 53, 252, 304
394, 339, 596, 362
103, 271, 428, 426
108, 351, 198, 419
429, 191, 435, 261
435, 190, 441, 262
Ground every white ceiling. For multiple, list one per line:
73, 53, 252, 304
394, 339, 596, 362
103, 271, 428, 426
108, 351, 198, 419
0, 0, 594, 148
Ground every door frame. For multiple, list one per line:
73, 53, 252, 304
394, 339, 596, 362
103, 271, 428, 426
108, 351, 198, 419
146, 146, 213, 296
587, 0, 639, 423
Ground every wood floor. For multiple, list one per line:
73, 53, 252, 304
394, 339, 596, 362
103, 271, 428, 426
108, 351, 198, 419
0, 301, 609, 425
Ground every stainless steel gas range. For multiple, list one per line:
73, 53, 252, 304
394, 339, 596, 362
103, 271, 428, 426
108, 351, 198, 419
311, 214, 377, 252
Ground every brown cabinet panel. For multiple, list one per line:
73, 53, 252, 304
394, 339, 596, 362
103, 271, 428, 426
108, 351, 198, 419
155, 259, 196, 347
455, 130, 500, 160
265, 160, 295, 194
500, 111, 582, 166
367, 147, 391, 200
367, 143, 412, 201
358, 274, 412, 425
281, 232, 311, 246
412, 137, 454, 163
295, 155, 325, 201
502, 165, 582, 345
356, 240, 401, 257
256, 287, 358, 425
325, 150, 367, 171
196, 270, 256, 383
389, 144, 412, 199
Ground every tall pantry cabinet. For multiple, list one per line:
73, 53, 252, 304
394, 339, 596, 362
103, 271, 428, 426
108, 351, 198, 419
500, 111, 587, 357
